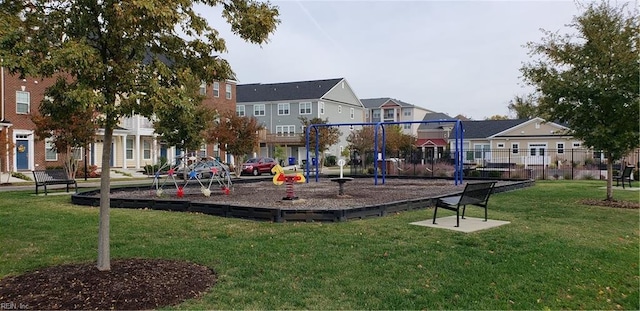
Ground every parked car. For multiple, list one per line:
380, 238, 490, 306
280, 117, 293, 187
176, 160, 230, 179
241, 157, 278, 176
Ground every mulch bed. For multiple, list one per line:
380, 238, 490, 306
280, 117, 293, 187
579, 199, 640, 209
0, 258, 215, 310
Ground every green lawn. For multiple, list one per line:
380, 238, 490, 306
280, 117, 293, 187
1, 180, 638, 310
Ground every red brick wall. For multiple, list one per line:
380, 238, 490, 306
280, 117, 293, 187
2, 74, 70, 171
202, 81, 236, 160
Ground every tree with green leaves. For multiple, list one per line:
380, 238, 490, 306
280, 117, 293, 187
507, 94, 538, 119
31, 77, 98, 179
300, 117, 341, 172
485, 115, 509, 120
0, 0, 279, 271
521, 2, 639, 201
206, 111, 264, 176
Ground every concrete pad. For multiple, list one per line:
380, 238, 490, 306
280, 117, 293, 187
32, 191, 75, 197
411, 216, 510, 233
600, 186, 640, 191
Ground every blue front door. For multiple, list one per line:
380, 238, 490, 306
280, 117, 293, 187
16, 140, 28, 170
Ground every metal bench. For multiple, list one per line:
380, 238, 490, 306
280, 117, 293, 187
433, 181, 497, 227
614, 165, 634, 189
32, 169, 78, 195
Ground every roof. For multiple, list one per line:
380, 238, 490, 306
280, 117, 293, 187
417, 113, 457, 130
236, 78, 344, 103
360, 98, 416, 109
416, 138, 448, 146
460, 119, 529, 139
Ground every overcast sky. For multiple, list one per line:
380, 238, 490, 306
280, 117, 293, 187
202, 0, 590, 120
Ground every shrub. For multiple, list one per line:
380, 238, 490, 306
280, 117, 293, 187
470, 170, 481, 177
582, 173, 595, 180
488, 171, 501, 178
11, 171, 31, 181
324, 155, 337, 167
76, 165, 100, 178
564, 173, 573, 180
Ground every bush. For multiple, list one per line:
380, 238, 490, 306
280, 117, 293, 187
488, 171, 501, 178
11, 171, 31, 181
324, 155, 337, 167
76, 165, 100, 178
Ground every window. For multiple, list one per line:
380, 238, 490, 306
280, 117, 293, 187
225, 84, 232, 99
299, 102, 312, 115
126, 138, 134, 160
497, 143, 505, 148
73, 147, 83, 160
277, 103, 290, 115
535, 122, 540, 129
474, 144, 490, 159
403, 110, 412, 117
350, 108, 354, 119
236, 105, 245, 117
319, 102, 325, 114
557, 142, 564, 154
199, 144, 207, 158
403, 123, 411, 129
372, 110, 380, 119
213, 82, 220, 97
529, 143, 546, 156
572, 142, 581, 148
511, 143, 519, 154
338, 105, 342, 113
384, 109, 394, 119
16, 91, 30, 114
275, 125, 295, 136
254, 104, 265, 116
45, 138, 57, 161
142, 141, 151, 159
199, 82, 207, 95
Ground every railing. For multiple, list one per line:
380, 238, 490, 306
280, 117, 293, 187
264, 133, 304, 144
341, 148, 640, 180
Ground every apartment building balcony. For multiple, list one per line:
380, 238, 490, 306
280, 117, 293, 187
120, 116, 155, 136
263, 133, 304, 145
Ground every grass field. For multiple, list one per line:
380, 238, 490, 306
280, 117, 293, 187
1, 180, 638, 310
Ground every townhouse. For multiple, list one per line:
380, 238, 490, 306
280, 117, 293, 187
236, 78, 366, 164
0, 69, 236, 173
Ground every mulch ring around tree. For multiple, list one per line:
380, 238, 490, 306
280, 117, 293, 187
0, 258, 216, 310
579, 199, 640, 209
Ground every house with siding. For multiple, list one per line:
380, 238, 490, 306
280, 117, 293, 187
236, 78, 365, 164
428, 117, 590, 167
361, 98, 433, 136
0, 70, 236, 173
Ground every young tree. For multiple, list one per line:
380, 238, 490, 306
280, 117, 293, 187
300, 117, 341, 172
507, 94, 538, 119
485, 115, 509, 120
31, 77, 98, 179
206, 111, 264, 176
0, 0, 279, 271
521, 2, 639, 201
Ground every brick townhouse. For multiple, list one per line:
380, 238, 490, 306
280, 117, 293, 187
0, 68, 236, 173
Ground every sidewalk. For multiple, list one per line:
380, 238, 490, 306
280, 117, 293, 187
0, 169, 150, 185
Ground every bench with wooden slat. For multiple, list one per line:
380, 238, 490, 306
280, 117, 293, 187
433, 181, 496, 227
32, 169, 78, 195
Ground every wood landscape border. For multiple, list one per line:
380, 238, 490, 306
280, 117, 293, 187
71, 177, 535, 222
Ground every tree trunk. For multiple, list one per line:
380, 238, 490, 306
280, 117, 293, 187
606, 153, 613, 201
97, 126, 113, 271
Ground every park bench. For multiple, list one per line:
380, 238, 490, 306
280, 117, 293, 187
614, 165, 634, 189
432, 181, 496, 227
32, 169, 78, 195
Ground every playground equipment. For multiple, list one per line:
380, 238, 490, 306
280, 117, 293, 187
305, 120, 464, 185
152, 156, 232, 197
271, 164, 306, 200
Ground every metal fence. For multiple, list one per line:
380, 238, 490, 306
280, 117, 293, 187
345, 148, 640, 180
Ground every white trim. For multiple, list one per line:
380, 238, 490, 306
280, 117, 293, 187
13, 129, 34, 171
